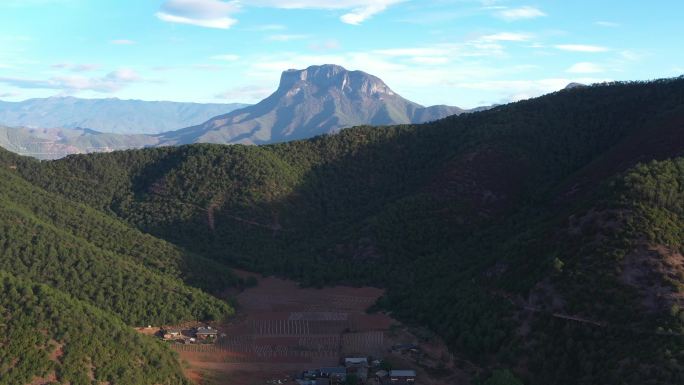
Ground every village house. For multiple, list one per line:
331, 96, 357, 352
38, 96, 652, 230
387, 370, 416, 385
390, 344, 419, 353
195, 326, 218, 341
345, 357, 369, 367
162, 328, 182, 340
296, 379, 329, 385
375, 370, 389, 382
344, 357, 369, 381
318, 367, 347, 385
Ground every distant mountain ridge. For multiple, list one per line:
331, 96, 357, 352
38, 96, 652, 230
158, 64, 466, 145
0, 65, 480, 158
0, 96, 248, 134
0, 125, 157, 159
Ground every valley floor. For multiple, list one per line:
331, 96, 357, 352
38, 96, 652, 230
162, 270, 472, 385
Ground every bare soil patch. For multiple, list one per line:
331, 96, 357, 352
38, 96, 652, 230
169, 269, 471, 385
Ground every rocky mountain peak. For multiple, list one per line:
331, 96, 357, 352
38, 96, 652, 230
277, 64, 394, 96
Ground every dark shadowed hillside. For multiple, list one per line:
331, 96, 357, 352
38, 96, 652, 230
5, 76, 684, 384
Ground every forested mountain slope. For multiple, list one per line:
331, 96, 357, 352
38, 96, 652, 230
0, 152, 236, 384
0, 272, 191, 385
6, 76, 684, 384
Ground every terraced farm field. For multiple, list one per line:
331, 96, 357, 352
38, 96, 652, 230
175, 270, 395, 385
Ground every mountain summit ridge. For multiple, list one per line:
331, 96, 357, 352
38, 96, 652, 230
278, 64, 396, 96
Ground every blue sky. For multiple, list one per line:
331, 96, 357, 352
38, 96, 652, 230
0, 0, 682, 108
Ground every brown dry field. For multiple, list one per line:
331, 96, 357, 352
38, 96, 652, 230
166, 270, 470, 385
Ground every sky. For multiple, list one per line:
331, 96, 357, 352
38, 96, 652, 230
0, 0, 683, 108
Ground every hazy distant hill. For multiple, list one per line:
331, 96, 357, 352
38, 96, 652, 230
0, 125, 157, 159
0, 97, 248, 134
158, 64, 466, 145
0, 65, 472, 157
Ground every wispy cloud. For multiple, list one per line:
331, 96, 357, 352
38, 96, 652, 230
555, 44, 609, 53
455, 77, 608, 103
371, 34, 523, 66
495, 6, 546, 21
211, 54, 240, 61
156, 0, 239, 29
267, 34, 309, 42
595, 21, 620, 27
246, 0, 405, 25
479, 32, 533, 42
193, 64, 232, 71
310, 39, 341, 51
619, 50, 642, 61
567, 62, 604, 74
111, 39, 136, 45
215, 85, 273, 101
1, 0, 76, 8
157, 0, 404, 28
51, 63, 101, 72
245, 24, 286, 31
0, 69, 146, 93
409, 56, 449, 65
0, 91, 20, 98
374, 47, 451, 57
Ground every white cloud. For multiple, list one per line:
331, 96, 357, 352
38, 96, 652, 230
246, 24, 286, 31
111, 39, 135, 45
156, 0, 239, 29
370, 36, 522, 67
108, 68, 142, 82
340, 2, 396, 25
496, 6, 546, 21
157, 0, 402, 27
242, 48, 527, 90
595, 21, 620, 27
310, 39, 341, 51
1, 0, 76, 7
156, 12, 236, 29
375, 47, 452, 57
454, 77, 608, 103
555, 44, 609, 53
409, 56, 450, 65
226, 46, 579, 107
567, 62, 604, 74
619, 50, 641, 61
215, 85, 273, 102
193, 64, 232, 71
242, 0, 404, 25
211, 54, 240, 61
51, 63, 100, 72
267, 34, 309, 42
0, 68, 146, 93
479, 32, 533, 42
